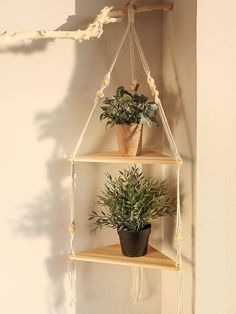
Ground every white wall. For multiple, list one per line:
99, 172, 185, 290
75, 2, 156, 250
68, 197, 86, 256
0, 1, 75, 313
0, 1, 164, 313
196, 0, 236, 313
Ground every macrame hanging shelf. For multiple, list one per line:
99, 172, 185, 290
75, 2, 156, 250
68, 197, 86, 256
68, 2, 184, 314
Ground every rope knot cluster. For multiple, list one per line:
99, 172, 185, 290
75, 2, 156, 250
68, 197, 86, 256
146, 72, 159, 97
68, 220, 77, 235
97, 73, 111, 99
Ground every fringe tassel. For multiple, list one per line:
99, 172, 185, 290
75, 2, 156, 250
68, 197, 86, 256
68, 260, 77, 307
131, 266, 144, 304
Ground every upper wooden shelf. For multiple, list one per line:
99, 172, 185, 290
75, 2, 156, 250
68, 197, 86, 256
70, 148, 182, 165
70, 244, 178, 271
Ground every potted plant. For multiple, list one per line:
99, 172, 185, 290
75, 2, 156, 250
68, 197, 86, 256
89, 166, 176, 257
100, 84, 158, 157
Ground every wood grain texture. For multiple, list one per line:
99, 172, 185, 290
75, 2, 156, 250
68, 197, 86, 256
70, 244, 179, 271
70, 148, 182, 165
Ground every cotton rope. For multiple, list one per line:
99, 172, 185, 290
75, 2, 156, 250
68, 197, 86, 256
69, 1, 184, 311
176, 165, 184, 314
128, 2, 137, 91
71, 23, 130, 158
69, 161, 76, 255
127, 4, 144, 304
131, 266, 144, 304
68, 161, 77, 309
131, 24, 181, 161
129, 18, 183, 311
68, 15, 132, 311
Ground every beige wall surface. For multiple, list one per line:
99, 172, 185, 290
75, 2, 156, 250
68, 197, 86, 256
0, 1, 165, 314
196, 1, 236, 314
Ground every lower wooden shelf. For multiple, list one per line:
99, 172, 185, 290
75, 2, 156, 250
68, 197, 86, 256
70, 244, 179, 271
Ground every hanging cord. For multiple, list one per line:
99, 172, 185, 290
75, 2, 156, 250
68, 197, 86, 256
68, 19, 132, 310
68, 161, 77, 307
131, 266, 144, 304
131, 25, 151, 77
131, 23, 182, 162
176, 165, 184, 314
71, 24, 130, 158
127, 2, 146, 304
130, 161, 145, 304
128, 3, 137, 90
69, 161, 77, 255
131, 20, 184, 312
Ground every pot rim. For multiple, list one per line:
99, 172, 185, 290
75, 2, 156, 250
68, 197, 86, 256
117, 223, 151, 234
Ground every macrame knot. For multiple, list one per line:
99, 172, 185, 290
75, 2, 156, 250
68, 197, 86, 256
102, 74, 111, 87
147, 74, 156, 88
175, 227, 183, 250
97, 74, 111, 99
153, 89, 159, 96
68, 220, 77, 235
96, 90, 104, 99
151, 89, 159, 97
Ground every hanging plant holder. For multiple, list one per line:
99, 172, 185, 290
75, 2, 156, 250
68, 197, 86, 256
68, 1, 184, 313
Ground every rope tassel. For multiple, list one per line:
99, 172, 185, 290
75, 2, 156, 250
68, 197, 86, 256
131, 266, 144, 304
176, 165, 184, 314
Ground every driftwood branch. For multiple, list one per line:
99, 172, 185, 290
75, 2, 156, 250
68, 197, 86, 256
0, 6, 119, 47
110, 3, 173, 17
0, 3, 173, 47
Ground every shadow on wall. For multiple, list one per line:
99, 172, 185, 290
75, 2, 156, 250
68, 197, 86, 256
12, 0, 165, 312
0, 14, 96, 54
12, 0, 135, 312
12, 5, 115, 313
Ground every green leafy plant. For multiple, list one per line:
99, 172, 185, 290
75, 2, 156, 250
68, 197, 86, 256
100, 84, 158, 127
89, 166, 176, 232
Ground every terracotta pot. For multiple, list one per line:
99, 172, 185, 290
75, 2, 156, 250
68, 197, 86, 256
115, 123, 143, 156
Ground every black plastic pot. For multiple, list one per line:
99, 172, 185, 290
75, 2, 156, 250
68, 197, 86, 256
117, 224, 151, 257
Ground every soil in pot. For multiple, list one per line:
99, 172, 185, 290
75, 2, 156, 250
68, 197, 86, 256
115, 123, 143, 157
117, 224, 151, 257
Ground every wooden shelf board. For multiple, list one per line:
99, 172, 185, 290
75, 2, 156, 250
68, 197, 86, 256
70, 244, 179, 271
70, 148, 182, 165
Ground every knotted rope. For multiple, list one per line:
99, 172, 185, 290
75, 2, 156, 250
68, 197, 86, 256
69, 1, 184, 312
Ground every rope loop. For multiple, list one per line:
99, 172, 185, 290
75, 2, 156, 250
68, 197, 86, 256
128, 4, 135, 25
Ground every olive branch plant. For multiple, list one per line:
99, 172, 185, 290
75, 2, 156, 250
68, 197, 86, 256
89, 166, 176, 232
